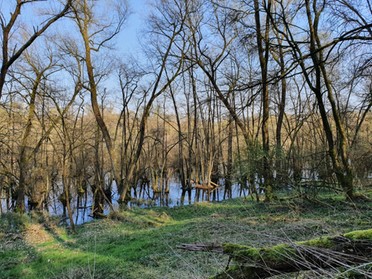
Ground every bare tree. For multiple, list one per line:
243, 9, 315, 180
116, 0, 187, 206
70, 0, 129, 209
270, 0, 372, 199
0, 0, 72, 100
13, 49, 58, 212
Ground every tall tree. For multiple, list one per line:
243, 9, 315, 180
271, 0, 372, 199
117, 0, 186, 205
253, 0, 273, 201
70, 0, 128, 208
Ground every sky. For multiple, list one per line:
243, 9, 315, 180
0, 0, 155, 108
0, 0, 150, 57
117, 0, 149, 57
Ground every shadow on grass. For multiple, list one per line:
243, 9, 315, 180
1, 196, 370, 279
0, 213, 41, 279
58, 197, 371, 278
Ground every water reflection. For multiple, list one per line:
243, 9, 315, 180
0, 180, 248, 225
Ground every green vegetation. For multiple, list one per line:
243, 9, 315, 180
217, 225, 372, 278
344, 229, 372, 240
1, 194, 371, 279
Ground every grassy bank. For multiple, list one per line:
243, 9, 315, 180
1, 194, 371, 279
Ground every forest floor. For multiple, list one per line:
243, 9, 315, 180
0, 191, 371, 279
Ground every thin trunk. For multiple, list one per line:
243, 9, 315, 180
254, 0, 273, 201
73, 2, 121, 209
274, 35, 287, 189
16, 71, 43, 213
305, 0, 353, 199
225, 117, 233, 199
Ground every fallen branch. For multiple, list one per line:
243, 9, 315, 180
178, 229, 372, 278
177, 243, 223, 253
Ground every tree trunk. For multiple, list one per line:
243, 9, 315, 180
304, 0, 354, 199
16, 72, 43, 213
254, 0, 273, 201
225, 117, 233, 199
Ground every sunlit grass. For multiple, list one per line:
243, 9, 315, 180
0, 194, 371, 278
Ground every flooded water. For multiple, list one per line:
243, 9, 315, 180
73, 180, 248, 224
129, 180, 247, 207
0, 180, 249, 225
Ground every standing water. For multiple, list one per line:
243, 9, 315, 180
0, 179, 250, 225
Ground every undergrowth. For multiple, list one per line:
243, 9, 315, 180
0, 193, 371, 279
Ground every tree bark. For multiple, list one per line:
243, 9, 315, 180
254, 0, 273, 201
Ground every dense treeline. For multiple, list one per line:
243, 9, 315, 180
0, 0, 371, 227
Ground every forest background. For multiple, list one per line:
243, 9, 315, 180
0, 0, 371, 230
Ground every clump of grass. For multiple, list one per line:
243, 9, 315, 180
108, 209, 173, 228
0, 212, 30, 233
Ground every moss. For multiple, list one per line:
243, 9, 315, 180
344, 229, 372, 240
260, 243, 296, 264
223, 229, 372, 265
298, 236, 333, 248
224, 229, 372, 264
223, 243, 297, 265
222, 243, 260, 261
217, 229, 372, 279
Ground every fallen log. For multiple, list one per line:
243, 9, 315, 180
177, 243, 223, 253
178, 229, 372, 278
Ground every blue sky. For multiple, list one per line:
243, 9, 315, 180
0, 0, 150, 56
117, 0, 149, 56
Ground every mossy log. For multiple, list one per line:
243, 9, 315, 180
216, 229, 372, 278
178, 229, 372, 279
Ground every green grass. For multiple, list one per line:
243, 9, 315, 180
0, 194, 371, 279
